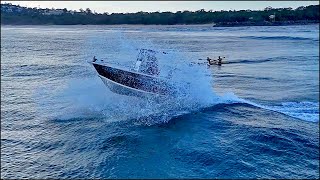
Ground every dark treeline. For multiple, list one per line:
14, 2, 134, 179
1, 3, 319, 26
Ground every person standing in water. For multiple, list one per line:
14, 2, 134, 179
206, 57, 212, 65
217, 56, 223, 65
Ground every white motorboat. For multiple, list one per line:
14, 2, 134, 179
91, 49, 177, 98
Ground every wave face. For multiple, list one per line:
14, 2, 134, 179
1, 24, 319, 179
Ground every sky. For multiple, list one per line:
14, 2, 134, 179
3, 1, 319, 13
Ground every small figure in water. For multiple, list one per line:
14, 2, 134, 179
217, 56, 223, 65
207, 56, 224, 66
207, 57, 213, 65
93, 56, 97, 62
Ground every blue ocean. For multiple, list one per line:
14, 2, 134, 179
1, 24, 319, 179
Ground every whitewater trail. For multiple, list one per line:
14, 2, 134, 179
221, 93, 320, 123
244, 100, 319, 122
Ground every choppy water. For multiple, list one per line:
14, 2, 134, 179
1, 24, 319, 179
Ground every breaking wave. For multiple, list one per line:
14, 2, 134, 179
34, 34, 318, 125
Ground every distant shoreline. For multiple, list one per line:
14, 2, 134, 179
213, 20, 319, 27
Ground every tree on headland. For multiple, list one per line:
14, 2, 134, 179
85, 8, 92, 14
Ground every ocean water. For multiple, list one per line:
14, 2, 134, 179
1, 24, 319, 179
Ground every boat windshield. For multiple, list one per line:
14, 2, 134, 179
134, 49, 159, 76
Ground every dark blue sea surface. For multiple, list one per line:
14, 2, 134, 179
1, 24, 319, 178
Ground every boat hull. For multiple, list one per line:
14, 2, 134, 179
92, 62, 174, 97
98, 75, 165, 98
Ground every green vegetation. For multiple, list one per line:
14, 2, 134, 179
1, 3, 319, 26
